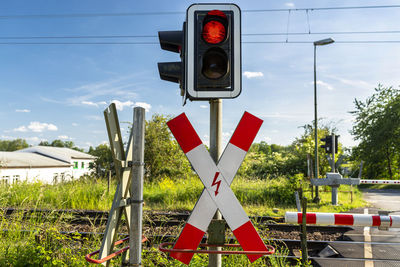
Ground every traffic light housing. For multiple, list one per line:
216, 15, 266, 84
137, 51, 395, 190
186, 4, 241, 100
158, 26, 185, 99
320, 135, 339, 154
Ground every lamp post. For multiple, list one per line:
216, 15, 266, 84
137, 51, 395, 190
313, 38, 334, 203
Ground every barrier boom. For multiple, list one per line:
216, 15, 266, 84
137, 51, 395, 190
285, 212, 400, 228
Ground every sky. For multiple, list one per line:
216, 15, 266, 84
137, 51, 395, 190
1, 0, 400, 151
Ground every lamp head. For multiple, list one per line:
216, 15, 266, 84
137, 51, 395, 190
314, 38, 335, 46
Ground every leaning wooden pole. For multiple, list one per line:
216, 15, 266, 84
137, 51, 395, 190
129, 107, 145, 266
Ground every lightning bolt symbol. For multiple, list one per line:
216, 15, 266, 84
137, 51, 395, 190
211, 172, 221, 196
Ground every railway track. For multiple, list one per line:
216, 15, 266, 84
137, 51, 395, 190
4, 208, 400, 265
4, 226, 399, 266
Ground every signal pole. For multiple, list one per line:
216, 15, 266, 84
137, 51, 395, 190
209, 99, 222, 267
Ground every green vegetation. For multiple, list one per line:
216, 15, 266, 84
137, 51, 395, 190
4, 85, 400, 265
0, 176, 115, 210
351, 85, 400, 180
0, 138, 29, 151
0, 174, 365, 215
0, 176, 363, 266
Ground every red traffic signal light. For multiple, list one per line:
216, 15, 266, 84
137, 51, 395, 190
202, 10, 227, 44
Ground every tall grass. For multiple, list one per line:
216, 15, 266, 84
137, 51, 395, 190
0, 175, 366, 266
0, 176, 115, 210
0, 175, 366, 215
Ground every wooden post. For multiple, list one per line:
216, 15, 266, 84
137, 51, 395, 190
108, 170, 111, 193
300, 197, 308, 266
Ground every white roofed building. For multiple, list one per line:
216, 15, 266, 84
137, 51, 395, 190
0, 146, 96, 184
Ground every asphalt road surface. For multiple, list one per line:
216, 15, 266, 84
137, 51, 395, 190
363, 189, 400, 215
314, 189, 400, 267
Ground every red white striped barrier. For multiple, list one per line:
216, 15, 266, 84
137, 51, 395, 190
285, 212, 400, 228
167, 112, 267, 264
360, 180, 400, 184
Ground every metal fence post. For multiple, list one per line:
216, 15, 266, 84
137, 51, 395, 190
129, 107, 145, 267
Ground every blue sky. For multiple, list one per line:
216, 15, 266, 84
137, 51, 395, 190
1, 0, 399, 150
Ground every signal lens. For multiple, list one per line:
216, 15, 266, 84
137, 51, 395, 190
202, 10, 227, 44
203, 21, 226, 44
202, 47, 228, 79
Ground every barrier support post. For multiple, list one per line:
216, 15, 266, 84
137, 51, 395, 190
300, 197, 308, 266
331, 185, 339, 206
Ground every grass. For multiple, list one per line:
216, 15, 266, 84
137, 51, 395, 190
0, 175, 366, 215
0, 175, 366, 266
0, 176, 115, 210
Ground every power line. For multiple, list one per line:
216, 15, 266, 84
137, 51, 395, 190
1, 30, 400, 40
1, 40, 400, 45
0, 5, 399, 19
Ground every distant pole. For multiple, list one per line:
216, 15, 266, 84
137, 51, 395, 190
312, 38, 334, 203
129, 107, 145, 267
208, 99, 222, 267
331, 134, 335, 172
313, 44, 320, 203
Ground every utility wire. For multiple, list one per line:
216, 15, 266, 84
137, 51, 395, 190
0, 5, 399, 19
1, 30, 400, 40
1, 40, 400, 45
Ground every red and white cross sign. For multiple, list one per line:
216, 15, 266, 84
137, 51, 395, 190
167, 112, 268, 264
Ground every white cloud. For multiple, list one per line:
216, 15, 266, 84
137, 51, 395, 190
316, 80, 334, 91
81, 101, 99, 107
58, 135, 69, 140
13, 126, 27, 132
243, 71, 264, 79
285, 2, 295, 8
0, 135, 14, 139
81, 100, 108, 107
13, 121, 57, 133
134, 102, 151, 112
72, 123, 78, 127
15, 109, 31, 113
200, 105, 208, 109
28, 122, 58, 132
25, 136, 41, 143
327, 75, 372, 89
111, 100, 134, 111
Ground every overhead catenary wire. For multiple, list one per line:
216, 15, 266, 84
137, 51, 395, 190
0, 5, 399, 19
1, 30, 400, 40
1, 40, 400, 45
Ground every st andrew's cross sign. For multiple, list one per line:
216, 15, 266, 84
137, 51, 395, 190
167, 112, 268, 264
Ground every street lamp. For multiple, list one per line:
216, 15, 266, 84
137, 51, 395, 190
313, 38, 334, 203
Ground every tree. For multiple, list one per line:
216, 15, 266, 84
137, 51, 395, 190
144, 114, 191, 181
351, 85, 400, 179
238, 120, 341, 179
88, 144, 113, 177
39, 139, 83, 152
0, 139, 29, 151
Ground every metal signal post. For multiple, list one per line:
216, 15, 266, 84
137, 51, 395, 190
158, 4, 243, 267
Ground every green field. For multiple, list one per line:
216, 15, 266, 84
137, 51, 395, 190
0, 175, 366, 266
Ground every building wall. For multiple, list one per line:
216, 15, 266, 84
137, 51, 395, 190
0, 166, 72, 184
70, 159, 94, 178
